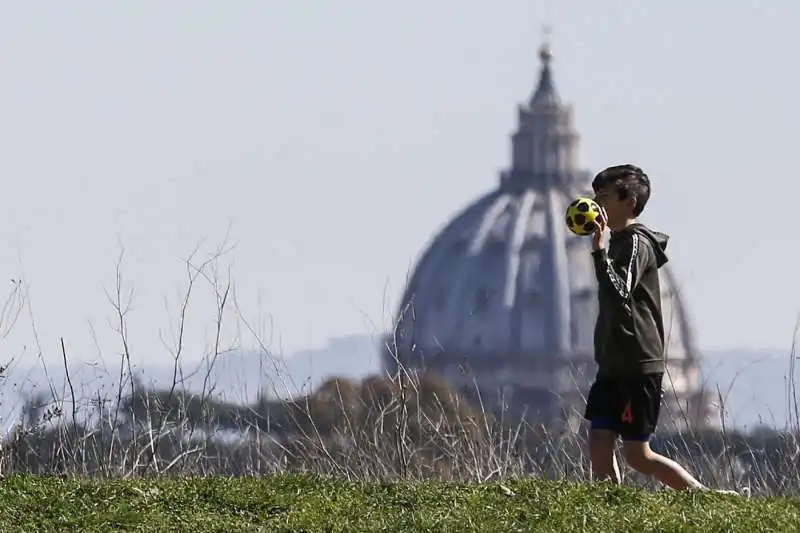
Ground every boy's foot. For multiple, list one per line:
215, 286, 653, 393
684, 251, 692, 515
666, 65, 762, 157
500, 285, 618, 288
713, 488, 751, 498
698, 486, 748, 497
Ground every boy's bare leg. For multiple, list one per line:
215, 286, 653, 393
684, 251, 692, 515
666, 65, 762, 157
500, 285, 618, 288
589, 428, 621, 484
622, 439, 706, 490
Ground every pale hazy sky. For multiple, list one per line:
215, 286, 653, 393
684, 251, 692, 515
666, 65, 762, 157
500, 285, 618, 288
1, 1, 798, 368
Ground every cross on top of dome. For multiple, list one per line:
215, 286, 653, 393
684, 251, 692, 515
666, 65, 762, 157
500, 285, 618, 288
539, 25, 553, 64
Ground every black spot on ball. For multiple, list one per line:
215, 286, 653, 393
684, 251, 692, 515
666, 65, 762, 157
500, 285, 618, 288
566, 215, 574, 227
574, 214, 586, 225
583, 222, 595, 233
577, 201, 590, 213
570, 199, 580, 208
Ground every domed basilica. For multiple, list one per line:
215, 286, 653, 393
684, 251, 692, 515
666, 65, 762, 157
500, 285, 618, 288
383, 39, 719, 433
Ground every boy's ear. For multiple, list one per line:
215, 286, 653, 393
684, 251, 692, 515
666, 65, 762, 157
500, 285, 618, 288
627, 196, 637, 213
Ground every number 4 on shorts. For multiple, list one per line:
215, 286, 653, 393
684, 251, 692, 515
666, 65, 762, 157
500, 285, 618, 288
621, 400, 634, 423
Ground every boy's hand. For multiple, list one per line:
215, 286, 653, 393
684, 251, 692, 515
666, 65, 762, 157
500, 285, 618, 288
592, 207, 608, 251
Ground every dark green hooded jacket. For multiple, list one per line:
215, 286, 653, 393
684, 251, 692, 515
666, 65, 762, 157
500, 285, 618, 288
591, 222, 669, 377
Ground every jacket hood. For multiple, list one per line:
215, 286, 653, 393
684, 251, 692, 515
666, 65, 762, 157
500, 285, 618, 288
620, 223, 670, 268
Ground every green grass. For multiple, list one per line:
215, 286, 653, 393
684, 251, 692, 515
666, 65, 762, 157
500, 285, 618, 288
0, 474, 797, 532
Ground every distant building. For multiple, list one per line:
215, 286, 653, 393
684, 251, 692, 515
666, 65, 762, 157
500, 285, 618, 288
383, 38, 719, 433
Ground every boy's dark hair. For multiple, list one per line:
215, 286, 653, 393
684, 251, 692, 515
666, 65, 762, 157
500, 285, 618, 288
591, 164, 651, 216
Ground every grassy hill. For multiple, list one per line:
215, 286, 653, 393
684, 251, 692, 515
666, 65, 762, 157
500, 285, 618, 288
3, 474, 796, 532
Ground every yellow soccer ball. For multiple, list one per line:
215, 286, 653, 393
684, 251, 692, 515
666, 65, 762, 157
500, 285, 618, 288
565, 197, 602, 236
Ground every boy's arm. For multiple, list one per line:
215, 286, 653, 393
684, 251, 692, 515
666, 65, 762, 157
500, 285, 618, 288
591, 232, 652, 308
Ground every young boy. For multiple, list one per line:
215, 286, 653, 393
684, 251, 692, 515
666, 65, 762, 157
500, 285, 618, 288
584, 164, 737, 494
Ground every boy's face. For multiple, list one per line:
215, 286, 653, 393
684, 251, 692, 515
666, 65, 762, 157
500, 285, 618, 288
593, 184, 636, 229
